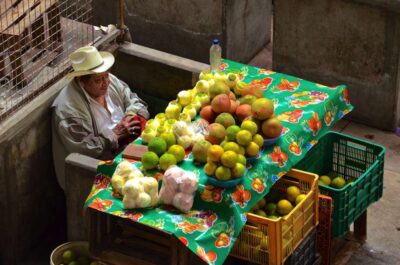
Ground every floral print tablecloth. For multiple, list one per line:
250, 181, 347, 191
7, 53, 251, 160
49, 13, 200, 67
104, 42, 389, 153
84, 60, 353, 265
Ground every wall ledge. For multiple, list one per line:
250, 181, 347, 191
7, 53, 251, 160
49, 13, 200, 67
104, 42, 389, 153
351, 0, 400, 13
119, 42, 209, 74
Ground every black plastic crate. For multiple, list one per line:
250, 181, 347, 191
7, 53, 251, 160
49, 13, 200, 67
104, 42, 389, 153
284, 228, 317, 265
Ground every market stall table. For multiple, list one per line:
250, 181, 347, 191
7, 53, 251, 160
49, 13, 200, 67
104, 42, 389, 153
84, 60, 353, 265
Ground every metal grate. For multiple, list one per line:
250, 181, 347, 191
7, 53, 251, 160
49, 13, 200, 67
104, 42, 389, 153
0, 0, 108, 122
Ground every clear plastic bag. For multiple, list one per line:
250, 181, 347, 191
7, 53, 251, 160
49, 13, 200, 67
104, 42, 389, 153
159, 166, 199, 213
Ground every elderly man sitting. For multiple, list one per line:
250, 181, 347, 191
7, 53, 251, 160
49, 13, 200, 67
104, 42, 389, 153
52, 46, 149, 190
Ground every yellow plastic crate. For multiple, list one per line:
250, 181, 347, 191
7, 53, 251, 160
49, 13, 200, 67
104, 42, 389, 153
230, 169, 319, 265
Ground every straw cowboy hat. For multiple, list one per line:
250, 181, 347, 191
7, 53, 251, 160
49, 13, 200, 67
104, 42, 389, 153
67, 46, 115, 78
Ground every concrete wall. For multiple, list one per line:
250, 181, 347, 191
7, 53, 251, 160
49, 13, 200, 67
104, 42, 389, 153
0, 79, 68, 265
93, 0, 272, 64
273, 0, 400, 130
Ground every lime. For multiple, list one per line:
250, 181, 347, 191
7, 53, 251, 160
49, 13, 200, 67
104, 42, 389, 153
220, 151, 238, 168
226, 125, 241, 141
241, 120, 258, 136
148, 137, 167, 156
62, 250, 76, 264
215, 166, 231, 181
159, 153, 177, 171
237, 154, 247, 165
204, 161, 217, 176
245, 141, 260, 157
208, 145, 224, 162
319, 175, 331, 186
223, 142, 240, 153
141, 151, 159, 170
231, 163, 245, 178
252, 134, 264, 147
160, 132, 176, 148
254, 209, 267, 217
236, 130, 252, 146
167, 144, 185, 162
331, 177, 346, 189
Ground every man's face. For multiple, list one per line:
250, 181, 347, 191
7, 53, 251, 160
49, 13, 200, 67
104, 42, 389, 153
81, 72, 110, 98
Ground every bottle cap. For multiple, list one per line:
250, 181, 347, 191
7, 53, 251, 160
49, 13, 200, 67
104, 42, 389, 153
213, 39, 219, 44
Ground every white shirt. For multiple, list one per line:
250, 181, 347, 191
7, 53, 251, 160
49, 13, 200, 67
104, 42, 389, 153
79, 82, 124, 143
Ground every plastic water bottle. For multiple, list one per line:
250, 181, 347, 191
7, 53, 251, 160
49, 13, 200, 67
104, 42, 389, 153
209, 39, 222, 72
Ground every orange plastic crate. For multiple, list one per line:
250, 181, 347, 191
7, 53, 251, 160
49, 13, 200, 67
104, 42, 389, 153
317, 194, 332, 265
230, 169, 319, 265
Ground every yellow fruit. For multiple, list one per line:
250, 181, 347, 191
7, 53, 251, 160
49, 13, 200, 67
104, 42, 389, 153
192, 140, 212, 163
246, 141, 260, 157
221, 151, 238, 168
168, 144, 185, 162
241, 120, 258, 136
160, 132, 176, 148
295, 194, 307, 205
286, 186, 301, 203
159, 153, 177, 171
253, 134, 264, 147
236, 130, 253, 146
319, 175, 331, 186
331, 177, 346, 189
226, 125, 241, 141
223, 141, 240, 153
232, 163, 245, 178
277, 199, 294, 215
215, 166, 231, 181
251, 98, 274, 120
238, 145, 246, 155
237, 154, 247, 165
208, 145, 224, 162
204, 161, 217, 176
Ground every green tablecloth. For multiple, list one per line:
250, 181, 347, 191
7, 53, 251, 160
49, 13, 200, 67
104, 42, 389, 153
84, 60, 353, 265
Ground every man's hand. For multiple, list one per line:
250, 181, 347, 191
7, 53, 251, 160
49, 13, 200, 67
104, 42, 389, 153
112, 116, 141, 142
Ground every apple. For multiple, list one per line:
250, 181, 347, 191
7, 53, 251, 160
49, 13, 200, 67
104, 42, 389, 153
195, 80, 210, 93
183, 104, 197, 119
195, 92, 210, 107
177, 90, 192, 106
165, 101, 182, 119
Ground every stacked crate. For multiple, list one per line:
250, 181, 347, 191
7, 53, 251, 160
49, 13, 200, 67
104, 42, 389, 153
0, 0, 62, 87
230, 169, 319, 265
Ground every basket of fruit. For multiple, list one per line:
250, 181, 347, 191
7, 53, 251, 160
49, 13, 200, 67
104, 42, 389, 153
295, 131, 385, 238
230, 169, 319, 265
50, 241, 99, 265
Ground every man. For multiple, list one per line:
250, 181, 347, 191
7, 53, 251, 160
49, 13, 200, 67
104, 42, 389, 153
52, 46, 149, 190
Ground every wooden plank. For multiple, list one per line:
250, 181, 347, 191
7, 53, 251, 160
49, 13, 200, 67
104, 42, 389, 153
3, 0, 57, 36
0, 0, 19, 16
0, 0, 37, 32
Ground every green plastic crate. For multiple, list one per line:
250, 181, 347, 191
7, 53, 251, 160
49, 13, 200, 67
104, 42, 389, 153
296, 131, 385, 238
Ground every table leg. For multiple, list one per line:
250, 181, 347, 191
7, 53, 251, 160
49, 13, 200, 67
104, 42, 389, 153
354, 210, 367, 241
